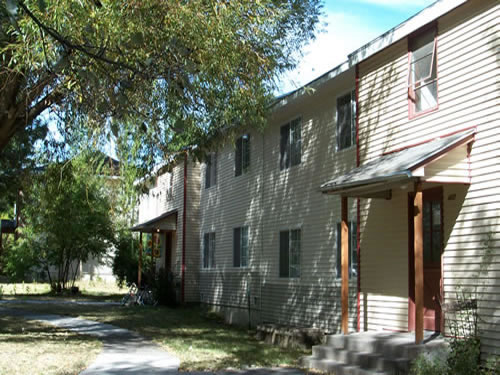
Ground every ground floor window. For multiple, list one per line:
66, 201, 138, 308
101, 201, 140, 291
233, 226, 249, 267
279, 229, 301, 278
203, 232, 216, 269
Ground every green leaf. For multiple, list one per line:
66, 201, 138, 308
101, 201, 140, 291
110, 121, 119, 138
37, 0, 46, 13
6, 0, 18, 17
54, 54, 70, 72
131, 32, 144, 46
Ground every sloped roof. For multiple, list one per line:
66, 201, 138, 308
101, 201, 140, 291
321, 128, 475, 195
130, 209, 178, 232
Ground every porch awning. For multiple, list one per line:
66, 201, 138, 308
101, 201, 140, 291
321, 128, 475, 197
130, 209, 177, 232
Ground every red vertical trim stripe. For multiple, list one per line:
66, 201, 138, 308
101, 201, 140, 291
181, 153, 188, 303
355, 64, 361, 332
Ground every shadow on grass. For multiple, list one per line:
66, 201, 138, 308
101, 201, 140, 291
0, 315, 100, 345
5, 304, 309, 371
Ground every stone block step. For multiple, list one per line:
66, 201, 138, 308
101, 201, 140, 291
311, 345, 410, 373
301, 356, 391, 375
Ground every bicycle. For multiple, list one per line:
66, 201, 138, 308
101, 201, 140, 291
121, 283, 139, 306
136, 285, 158, 306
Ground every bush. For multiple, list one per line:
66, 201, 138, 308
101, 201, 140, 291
410, 350, 448, 375
2, 236, 38, 282
447, 337, 481, 375
112, 230, 139, 287
153, 268, 178, 307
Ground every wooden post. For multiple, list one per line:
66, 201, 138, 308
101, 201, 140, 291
341, 196, 349, 335
414, 183, 424, 344
138, 232, 143, 288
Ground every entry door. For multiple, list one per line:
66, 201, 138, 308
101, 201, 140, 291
408, 187, 443, 332
165, 232, 173, 271
422, 188, 443, 331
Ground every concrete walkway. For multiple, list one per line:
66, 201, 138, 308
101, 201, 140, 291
0, 306, 180, 374
0, 305, 306, 375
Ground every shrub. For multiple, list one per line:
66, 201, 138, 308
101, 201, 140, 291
410, 350, 448, 375
2, 237, 38, 282
112, 230, 139, 287
153, 268, 178, 307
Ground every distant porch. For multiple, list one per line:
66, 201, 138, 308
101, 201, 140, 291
130, 209, 178, 287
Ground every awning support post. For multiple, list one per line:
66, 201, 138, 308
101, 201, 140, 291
138, 232, 143, 288
341, 196, 349, 334
414, 182, 424, 344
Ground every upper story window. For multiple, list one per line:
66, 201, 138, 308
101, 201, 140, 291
202, 232, 216, 269
235, 134, 250, 177
336, 90, 356, 151
166, 173, 173, 201
233, 226, 249, 268
280, 117, 301, 170
205, 152, 217, 189
279, 229, 301, 278
408, 26, 438, 116
336, 221, 358, 279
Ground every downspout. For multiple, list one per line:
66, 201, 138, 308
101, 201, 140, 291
355, 63, 361, 332
181, 153, 188, 303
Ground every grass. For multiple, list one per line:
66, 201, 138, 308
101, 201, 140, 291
7, 303, 310, 371
0, 314, 101, 375
0, 280, 127, 301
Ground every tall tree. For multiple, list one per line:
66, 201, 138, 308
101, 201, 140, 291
7, 154, 114, 290
1, 0, 322, 158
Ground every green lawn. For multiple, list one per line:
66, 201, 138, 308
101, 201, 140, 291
6, 303, 310, 371
0, 314, 101, 375
0, 280, 127, 301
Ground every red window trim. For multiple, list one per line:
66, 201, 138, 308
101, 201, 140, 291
408, 23, 440, 120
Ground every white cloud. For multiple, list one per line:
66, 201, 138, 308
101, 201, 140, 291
278, 11, 383, 94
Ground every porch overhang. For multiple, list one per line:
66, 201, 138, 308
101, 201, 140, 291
130, 209, 177, 233
320, 128, 475, 198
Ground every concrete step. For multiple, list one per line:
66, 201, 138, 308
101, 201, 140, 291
304, 332, 446, 375
301, 355, 391, 375
325, 332, 447, 359
325, 333, 347, 349
311, 344, 410, 373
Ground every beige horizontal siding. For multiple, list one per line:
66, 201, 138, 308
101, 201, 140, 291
199, 67, 358, 330
358, 0, 499, 356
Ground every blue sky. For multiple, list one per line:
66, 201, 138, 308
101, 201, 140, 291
279, 0, 436, 93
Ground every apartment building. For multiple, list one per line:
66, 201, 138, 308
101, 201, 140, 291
133, 0, 499, 358
132, 157, 201, 303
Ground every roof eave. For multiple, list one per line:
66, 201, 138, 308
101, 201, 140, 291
321, 172, 413, 195
348, 0, 468, 66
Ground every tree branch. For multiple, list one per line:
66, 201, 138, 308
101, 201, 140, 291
18, 1, 140, 74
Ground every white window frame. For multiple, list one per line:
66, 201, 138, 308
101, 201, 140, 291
235, 134, 250, 177
233, 226, 249, 268
202, 232, 216, 269
408, 26, 438, 117
204, 152, 217, 189
336, 89, 356, 152
279, 228, 301, 278
280, 117, 302, 170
